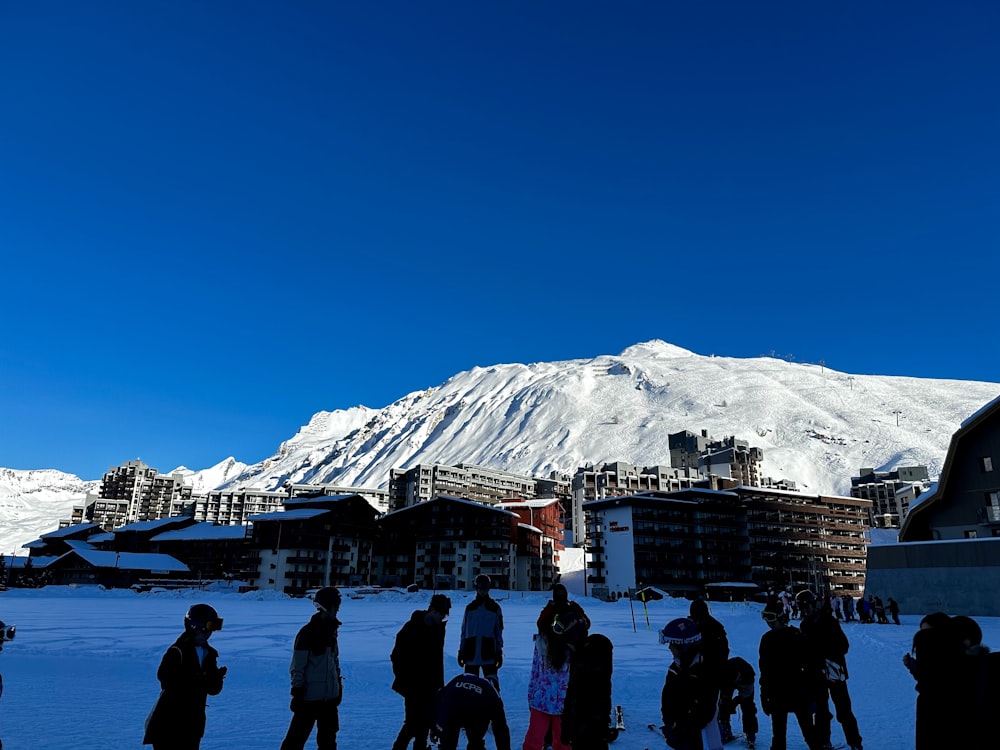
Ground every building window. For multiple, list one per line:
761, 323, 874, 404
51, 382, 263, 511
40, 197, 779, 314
965, 530, 978, 539
982, 457, 994, 472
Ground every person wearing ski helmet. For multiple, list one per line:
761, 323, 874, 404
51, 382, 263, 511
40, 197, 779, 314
280, 586, 343, 750
657, 617, 722, 750
797, 590, 863, 750
458, 575, 504, 686
142, 604, 227, 749
0, 619, 15, 750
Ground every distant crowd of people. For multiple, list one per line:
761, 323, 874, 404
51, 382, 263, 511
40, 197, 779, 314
773, 591, 900, 625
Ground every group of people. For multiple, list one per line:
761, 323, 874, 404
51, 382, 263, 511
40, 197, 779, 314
390, 576, 615, 750
902, 611, 999, 750
658, 591, 863, 750
139, 577, 616, 750
775, 591, 900, 626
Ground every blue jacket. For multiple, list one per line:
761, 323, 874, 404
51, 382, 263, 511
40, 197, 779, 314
459, 596, 504, 667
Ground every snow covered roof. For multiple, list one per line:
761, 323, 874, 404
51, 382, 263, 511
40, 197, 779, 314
151, 523, 247, 542
22, 539, 46, 549
115, 517, 193, 533
59, 549, 189, 572
247, 508, 327, 522
284, 494, 356, 506
87, 532, 115, 544
496, 498, 561, 510
64, 539, 95, 551
381, 495, 519, 519
40, 522, 103, 539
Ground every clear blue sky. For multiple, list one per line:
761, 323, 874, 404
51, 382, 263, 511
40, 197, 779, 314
2, 2, 998, 479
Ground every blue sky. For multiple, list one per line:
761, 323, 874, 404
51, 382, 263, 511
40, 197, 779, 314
2, 2, 998, 480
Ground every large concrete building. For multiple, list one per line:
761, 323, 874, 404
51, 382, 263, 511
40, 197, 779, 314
850, 465, 931, 528
584, 486, 870, 599
388, 463, 570, 511
71, 460, 195, 530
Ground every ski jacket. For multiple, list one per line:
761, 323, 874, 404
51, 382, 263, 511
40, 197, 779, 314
691, 613, 730, 686
391, 608, 446, 697
758, 624, 813, 713
537, 600, 591, 634
527, 634, 571, 715
561, 634, 613, 750
722, 655, 756, 691
143, 633, 225, 745
459, 596, 504, 667
434, 672, 511, 750
289, 612, 342, 702
659, 654, 719, 750
799, 609, 850, 680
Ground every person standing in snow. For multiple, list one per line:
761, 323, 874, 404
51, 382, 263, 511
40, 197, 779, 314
523, 623, 573, 750
561, 633, 615, 750
797, 590, 863, 750
537, 583, 591, 640
688, 599, 728, 749
432, 671, 511, 750
459, 575, 504, 685
887, 597, 900, 626
0, 620, 15, 750
143, 604, 227, 750
758, 599, 822, 750
657, 617, 720, 750
280, 587, 343, 750
390, 593, 451, 750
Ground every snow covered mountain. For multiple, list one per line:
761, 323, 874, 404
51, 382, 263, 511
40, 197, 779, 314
219, 340, 999, 496
0, 468, 99, 554
3, 340, 999, 555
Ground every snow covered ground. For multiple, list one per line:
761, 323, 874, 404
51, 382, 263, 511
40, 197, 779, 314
0, 585, 990, 750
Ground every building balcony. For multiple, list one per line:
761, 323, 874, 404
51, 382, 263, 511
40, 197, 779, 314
978, 506, 1000, 524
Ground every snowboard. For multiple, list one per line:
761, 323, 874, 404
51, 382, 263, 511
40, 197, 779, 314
607, 705, 625, 742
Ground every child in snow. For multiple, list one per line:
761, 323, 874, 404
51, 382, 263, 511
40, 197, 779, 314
657, 617, 720, 750
522, 625, 572, 750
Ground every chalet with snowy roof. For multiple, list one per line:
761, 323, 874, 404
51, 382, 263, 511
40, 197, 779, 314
44, 549, 189, 588
110, 516, 198, 553
584, 485, 869, 599
149, 522, 249, 582
247, 494, 380, 596
866, 394, 1000, 615
25, 522, 104, 557
376, 495, 519, 591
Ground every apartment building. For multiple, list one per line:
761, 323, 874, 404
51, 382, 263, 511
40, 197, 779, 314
387, 462, 568, 511
193, 488, 288, 525
584, 486, 870, 598
850, 465, 931, 528
568, 461, 706, 546
71, 460, 195, 530
376, 495, 519, 590
247, 494, 380, 595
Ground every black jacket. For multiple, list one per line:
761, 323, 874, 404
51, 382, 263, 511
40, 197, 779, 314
143, 633, 225, 745
434, 673, 511, 750
660, 655, 719, 750
391, 609, 446, 696
562, 634, 614, 750
758, 624, 812, 713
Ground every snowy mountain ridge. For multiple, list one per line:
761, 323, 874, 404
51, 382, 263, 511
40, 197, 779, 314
3, 340, 999, 554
